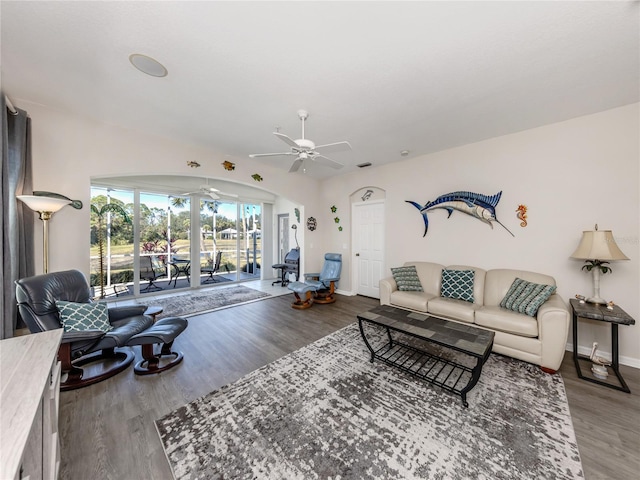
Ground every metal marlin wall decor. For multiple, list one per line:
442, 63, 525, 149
406, 190, 514, 237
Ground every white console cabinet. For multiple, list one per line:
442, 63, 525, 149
1, 329, 62, 480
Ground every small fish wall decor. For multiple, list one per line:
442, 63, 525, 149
406, 190, 514, 237
516, 205, 528, 227
251, 173, 263, 182
294, 208, 300, 223
222, 160, 235, 171
187, 160, 200, 168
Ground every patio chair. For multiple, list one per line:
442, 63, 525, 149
202, 251, 224, 283
140, 255, 165, 292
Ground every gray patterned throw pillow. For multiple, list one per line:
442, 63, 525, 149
441, 269, 475, 303
391, 265, 423, 291
56, 301, 112, 332
500, 278, 557, 317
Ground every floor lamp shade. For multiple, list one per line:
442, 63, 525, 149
570, 228, 629, 304
17, 195, 72, 273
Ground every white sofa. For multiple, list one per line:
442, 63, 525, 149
379, 262, 570, 372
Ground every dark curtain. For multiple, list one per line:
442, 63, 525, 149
1, 94, 34, 339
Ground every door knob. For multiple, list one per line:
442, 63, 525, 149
355, 253, 360, 256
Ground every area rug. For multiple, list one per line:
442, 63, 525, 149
155, 323, 584, 479
138, 285, 271, 319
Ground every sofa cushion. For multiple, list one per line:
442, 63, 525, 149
445, 265, 486, 306
428, 297, 478, 323
500, 278, 557, 316
390, 265, 423, 291
404, 262, 445, 296
389, 290, 436, 312
56, 301, 112, 333
441, 269, 475, 303
475, 305, 539, 337
484, 269, 556, 307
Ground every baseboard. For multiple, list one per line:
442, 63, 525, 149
336, 288, 356, 296
566, 342, 640, 369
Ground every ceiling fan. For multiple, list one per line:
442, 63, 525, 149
249, 110, 351, 172
181, 184, 238, 200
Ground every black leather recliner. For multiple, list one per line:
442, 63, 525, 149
16, 269, 153, 390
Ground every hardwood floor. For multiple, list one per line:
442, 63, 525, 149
58, 294, 639, 479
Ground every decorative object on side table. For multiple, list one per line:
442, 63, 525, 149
570, 224, 629, 304
570, 298, 635, 393
589, 342, 610, 380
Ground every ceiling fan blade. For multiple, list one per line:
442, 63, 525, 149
314, 154, 344, 169
273, 132, 300, 149
249, 152, 295, 158
207, 192, 220, 200
217, 191, 239, 198
289, 158, 303, 173
313, 141, 352, 153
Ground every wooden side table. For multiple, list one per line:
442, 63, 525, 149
570, 298, 636, 393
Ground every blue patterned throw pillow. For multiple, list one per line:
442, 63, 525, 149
441, 269, 475, 303
56, 301, 112, 332
500, 278, 557, 317
391, 265, 423, 291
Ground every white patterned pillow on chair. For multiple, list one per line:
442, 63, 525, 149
56, 301, 113, 332
441, 269, 475, 303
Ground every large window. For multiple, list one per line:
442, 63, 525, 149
90, 185, 263, 298
90, 187, 134, 297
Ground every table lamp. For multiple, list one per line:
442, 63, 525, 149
570, 224, 629, 304
17, 194, 72, 273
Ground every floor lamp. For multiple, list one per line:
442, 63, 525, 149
17, 195, 72, 273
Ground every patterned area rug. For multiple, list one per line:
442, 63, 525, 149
138, 285, 270, 319
156, 323, 583, 479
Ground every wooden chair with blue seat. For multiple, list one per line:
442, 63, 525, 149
287, 253, 342, 309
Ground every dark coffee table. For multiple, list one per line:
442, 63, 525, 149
357, 305, 494, 407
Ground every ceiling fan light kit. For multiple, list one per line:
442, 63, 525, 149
249, 110, 351, 173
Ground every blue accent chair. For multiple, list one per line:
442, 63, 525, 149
287, 253, 342, 309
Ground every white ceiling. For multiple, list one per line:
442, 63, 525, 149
2, 1, 639, 180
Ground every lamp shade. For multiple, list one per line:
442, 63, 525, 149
570, 229, 629, 261
17, 195, 71, 213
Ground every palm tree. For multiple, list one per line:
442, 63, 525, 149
91, 203, 131, 299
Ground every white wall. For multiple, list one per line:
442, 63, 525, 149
321, 103, 639, 366
21, 99, 639, 366
23, 101, 322, 278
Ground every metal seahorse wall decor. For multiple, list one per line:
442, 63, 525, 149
516, 205, 528, 227
406, 190, 514, 237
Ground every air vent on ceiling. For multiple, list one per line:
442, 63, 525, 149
357, 162, 372, 168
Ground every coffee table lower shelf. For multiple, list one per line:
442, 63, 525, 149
371, 339, 477, 406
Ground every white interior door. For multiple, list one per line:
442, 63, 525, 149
352, 201, 384, 298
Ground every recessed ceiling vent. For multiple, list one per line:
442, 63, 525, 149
357, 162, 372, 168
